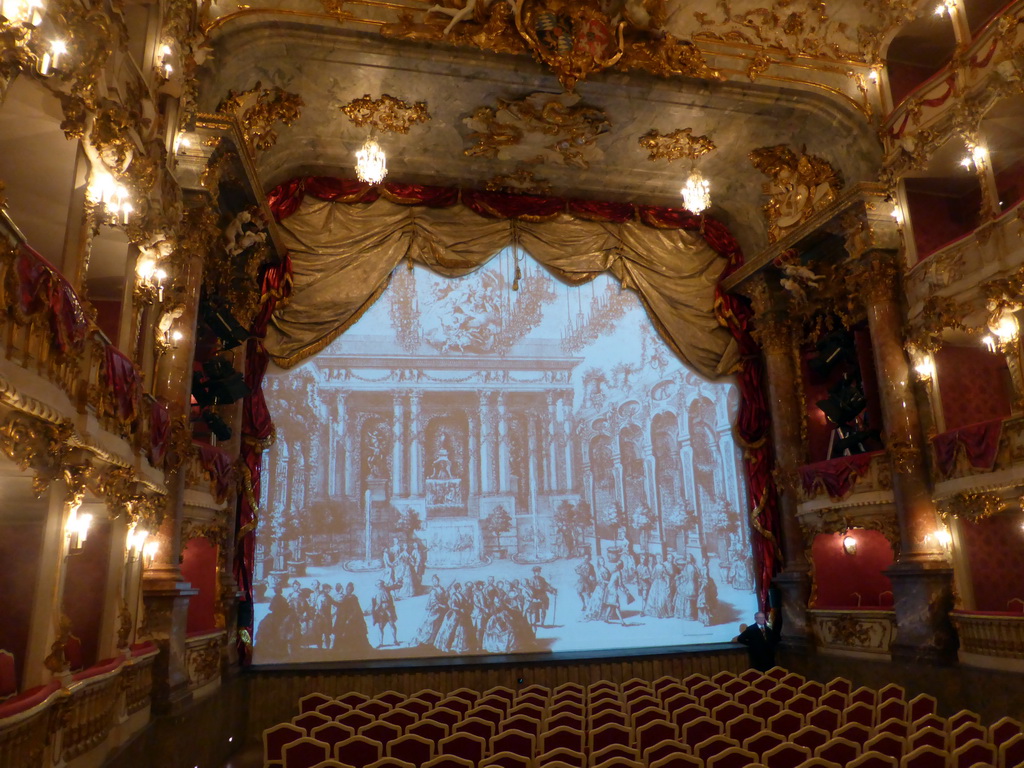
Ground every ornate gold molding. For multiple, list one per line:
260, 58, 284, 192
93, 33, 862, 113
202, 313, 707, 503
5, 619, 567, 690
340, 93, 430, 134
484, 169, 552, 195
939, 491, 1007, 523
216, 81, 304, 153
749, 145, 844, 244
380, 0, 720, 90
638, 128, 715, 162
844, 250, 900, 306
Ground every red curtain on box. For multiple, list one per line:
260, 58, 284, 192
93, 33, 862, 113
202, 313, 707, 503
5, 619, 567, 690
12, 244, 88, 352
103, 345, 141, 423
148, 399, 170, 468
234, 177, 781, 657
799, 451, 881, 501
932, 418, 1004, 477
194, 441, 236, 502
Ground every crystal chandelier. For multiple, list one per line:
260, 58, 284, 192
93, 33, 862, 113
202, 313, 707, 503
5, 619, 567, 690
355, 137, 387, 185
681, 169, 711, 215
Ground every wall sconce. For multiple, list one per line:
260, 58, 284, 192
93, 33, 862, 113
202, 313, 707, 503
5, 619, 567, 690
933, 0, 955, 16
90, 173, 133, 226
842, 532, 858, 556
126, 524, 149, 562
1, 0, 44, 26
933, 527, 953, 550
988, 306, 1019, 347
158, 43, 173, 77
66, 507, 93, 552
136, 258, 167, 302
36, 38, 64, 76
142, 539, 160, 567
172, 130, 191, 154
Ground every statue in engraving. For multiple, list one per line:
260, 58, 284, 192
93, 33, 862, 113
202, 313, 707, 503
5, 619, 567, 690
431, 435, 454, 479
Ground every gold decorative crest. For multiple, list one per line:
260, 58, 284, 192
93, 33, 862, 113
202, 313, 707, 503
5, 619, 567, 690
381, 0, 720, 91
340, 93, 431, 134
638, 128, 715, 162
464, 92, 609, 169
749, 145, 844, 243
216, 82, 304, 153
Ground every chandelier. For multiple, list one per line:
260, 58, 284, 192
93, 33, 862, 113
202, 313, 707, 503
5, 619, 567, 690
681, 169, 711, 215
355, 137, 387, 185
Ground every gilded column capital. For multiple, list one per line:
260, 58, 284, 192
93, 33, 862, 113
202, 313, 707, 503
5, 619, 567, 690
845, 249, 901, 306
751, 311, 796, 356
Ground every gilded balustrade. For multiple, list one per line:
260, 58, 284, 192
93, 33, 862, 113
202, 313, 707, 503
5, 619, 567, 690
952, 611, 1024, 669
0, 648, 157, 768
185, 630, 225, 694
808, 608, 896, 658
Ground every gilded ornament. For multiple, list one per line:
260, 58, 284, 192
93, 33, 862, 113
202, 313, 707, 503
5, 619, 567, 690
886, 437, 919, 475
43, 613, 74, 674
484, 169, 552, 195
844, 250, 900, 306
464, 92, 609, 169
747, 52, 772, 81
940, 491, 1006, 523
829, 613, 875, 647
749, 145, 844, 243
638, 128, 715, 163
216, 81, 303, 153
381, 0, 718, 90
116, 599, 132, 649
340, 93, 430, 135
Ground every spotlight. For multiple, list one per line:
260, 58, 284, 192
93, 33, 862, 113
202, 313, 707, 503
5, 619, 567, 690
201, 357, 250, 404
808, 329, 858, 374
202, 411, 233, 441
201, 299, 249, 350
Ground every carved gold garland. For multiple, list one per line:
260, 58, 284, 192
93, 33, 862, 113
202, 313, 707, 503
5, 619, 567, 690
638, 128, 715, 163
939, 491, 1007, 523
216, 81, 304, 153
379, 0, 720, 91
340, 93, 430, 134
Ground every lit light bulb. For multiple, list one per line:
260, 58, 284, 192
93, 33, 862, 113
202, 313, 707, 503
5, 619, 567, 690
355, 138, 387, 185
913, 355, 935, 380
934, 528, 952, 548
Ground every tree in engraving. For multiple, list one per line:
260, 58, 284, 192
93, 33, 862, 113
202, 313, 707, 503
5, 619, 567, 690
630, 503, 658, 553
394, 507, 423, 543
482, 506, 513, 557
553, 500, 590, 557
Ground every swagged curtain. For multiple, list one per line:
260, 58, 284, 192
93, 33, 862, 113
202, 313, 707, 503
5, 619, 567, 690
255, 177, 780, 617
265, 178, 739, 379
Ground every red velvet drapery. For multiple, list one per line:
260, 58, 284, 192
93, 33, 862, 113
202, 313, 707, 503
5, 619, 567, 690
233, 177, 780, 658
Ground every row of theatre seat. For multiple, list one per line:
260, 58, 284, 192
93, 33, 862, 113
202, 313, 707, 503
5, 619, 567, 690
262, 667, 1024, 768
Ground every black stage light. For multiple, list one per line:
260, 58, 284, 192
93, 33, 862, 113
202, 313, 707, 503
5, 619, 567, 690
203, 411, 233, 441
202, 356, 250, 404
201, 299, 249, 350
816, 375, 867, 427
809, 329, 857, 374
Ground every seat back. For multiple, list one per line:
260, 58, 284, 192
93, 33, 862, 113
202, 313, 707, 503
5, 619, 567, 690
282, 736, 330, 768
761, 742, 810, 768
265, 723, 305, 761
541, 726, 585, 755
387, 733, 435, 766
847, 750, 897, 768
336, 735, 384, 768
899, 744, 948, 768
300, 693, 334, 714
439, 732, 487, 764
705, 746, 759, 768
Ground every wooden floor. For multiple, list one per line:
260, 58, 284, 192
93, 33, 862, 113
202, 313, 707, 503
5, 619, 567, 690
223, 744, 262, 768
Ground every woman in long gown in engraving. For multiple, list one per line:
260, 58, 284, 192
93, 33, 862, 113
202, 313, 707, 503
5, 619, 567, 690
482, 593, 518, 653
583, 560, 610, 621
415, 576, 449, 648
644, 554, 674, 618
435, 584, 472, 653
395, 546, 416, 599
673, 555, 700, 621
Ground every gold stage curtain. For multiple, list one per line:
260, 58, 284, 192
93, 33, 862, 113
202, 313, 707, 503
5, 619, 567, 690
264, 196, 739, 379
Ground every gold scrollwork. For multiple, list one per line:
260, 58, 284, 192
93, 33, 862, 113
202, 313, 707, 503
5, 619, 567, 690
638, 128, 715, 163
940, 491, 1007, 523
340, 93, 430, 135
484, 169, 553, 195
749, 145, 844, 244
216, 81, 304, 153
886, 438, 920, 475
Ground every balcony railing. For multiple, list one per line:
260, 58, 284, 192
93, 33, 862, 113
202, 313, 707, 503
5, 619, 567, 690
185, 630, 225, 695
0, 645, 157, 768
797, 451, 892, 506
952, 610, 1024, 670
809, 608, 896, 657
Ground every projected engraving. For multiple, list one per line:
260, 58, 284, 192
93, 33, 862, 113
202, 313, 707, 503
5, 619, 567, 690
253, 249, 756, 663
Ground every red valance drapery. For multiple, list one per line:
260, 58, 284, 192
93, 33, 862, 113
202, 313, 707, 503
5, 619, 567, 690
932, 419, 1003, 478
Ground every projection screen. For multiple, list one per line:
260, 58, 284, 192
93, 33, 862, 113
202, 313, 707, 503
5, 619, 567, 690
252, 248, 757, 663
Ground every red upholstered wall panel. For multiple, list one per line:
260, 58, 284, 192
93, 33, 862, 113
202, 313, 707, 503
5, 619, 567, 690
936, 345, 1012, 430
90, 299, 122, 345
907, 185, 982, 262
183, 537, 218, 634
63, 517, 113, 668
959, 511, 1024, 612
0, 522, 44, 686
811, 529, 894, 608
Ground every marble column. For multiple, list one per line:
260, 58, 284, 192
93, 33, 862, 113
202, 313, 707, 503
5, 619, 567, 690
851, 250, 956, 664
747, 283, 813, 650
143, 205, 215, 713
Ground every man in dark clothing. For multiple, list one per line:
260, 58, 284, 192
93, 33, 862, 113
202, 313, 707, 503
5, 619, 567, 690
736, 610, 779, 671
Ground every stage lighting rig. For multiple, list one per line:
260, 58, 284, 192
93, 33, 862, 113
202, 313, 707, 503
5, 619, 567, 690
816, 374, 879, 457
201, 297, 249, 350
808, 329, 858, 374
202, 411, 233, 441
192, 357, 250, 407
